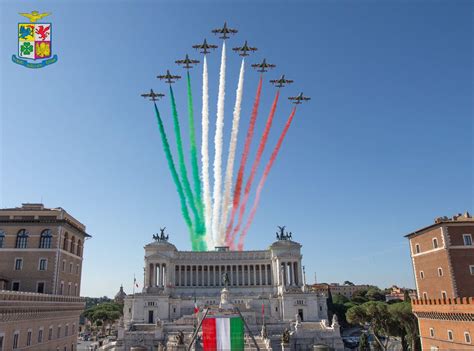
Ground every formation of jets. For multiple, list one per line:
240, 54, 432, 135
157, 70, 181, 84
141, 89, 164, 102
192, 39, 218, 55
211, 22, 238, 40
175, 54, 200, 69
251, 58, 276, 73
143, 22, 311, 105
288, 93, 311, 104
270, 75, 293, 88
232, 40, 258, 57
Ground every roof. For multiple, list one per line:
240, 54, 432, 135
405, 212, 473, 239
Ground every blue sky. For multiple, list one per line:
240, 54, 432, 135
1, 0, 472, 297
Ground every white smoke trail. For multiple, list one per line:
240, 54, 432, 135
201, 55, 214, 250
211, 42, 226, 245
218, 58, 245, 245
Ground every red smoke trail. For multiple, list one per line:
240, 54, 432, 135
225, 76, 263, 245
237, 106, 297, 250
229, 89, 280, 247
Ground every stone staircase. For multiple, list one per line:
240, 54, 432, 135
245, 335, 271, 350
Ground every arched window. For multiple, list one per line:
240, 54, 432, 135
39, 229, 53, 249
63, 232, 69, 250
0, 230, 5, 248
16, 229, 29, 248
70, 236, 75, 253
76, 239, 82, 257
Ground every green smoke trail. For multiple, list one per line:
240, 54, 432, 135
153, 102, 194, 243
169, 86, 207, 251
186, 71, 204, 223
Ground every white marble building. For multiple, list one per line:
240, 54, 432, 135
118, 232, 343, 350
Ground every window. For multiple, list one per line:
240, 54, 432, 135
38, 329, 43, 343
15, 229, 29, 248
420, 271, 425, 279
415, 243, 420, 254
60, 281, 64, 295
77, 240, 82, 256
63, 232, 68, 250
27, 330, 32, 346
39, 229, 53, 248
65, 324, 69, 337
441, 291, 447, 299
74, 284, 78, 296
438, 267, 443, 277
448, 330, 453, 341
76, 264, 79, 275
470, 265, 474, 275
430, 328, 435, 337
57, 326, 61, 339
48, 327, 53, 341
0, 230, 5, 248
12, 281, 20, 291
37, 282, 45, 293
69, 262, 73, 273
13, 332, 19, 349
70, 236, 75, 253
432, 238, 438, 249
0, 335, 4, 351
463, 234, 473, 246
39, 258, 47, 271
423, 292, 428, 299
62, 260, 65, 272
465, 332, 471, 344
72, 324, 75, 334
67, 283, 71, 295
14, 258, 23, 270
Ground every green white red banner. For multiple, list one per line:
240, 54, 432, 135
202, 316, 244, 350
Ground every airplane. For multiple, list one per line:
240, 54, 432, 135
141, 89, 165, 102
175, 54, 200, 69
192, 39, 218, 55
251, 58, 276, 73
270, 75, 293, 88
232, 40, 257, 57
157, 70, 181, 84
211, 22, 238, 40
288, 92, 311, 104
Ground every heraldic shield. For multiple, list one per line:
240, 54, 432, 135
18, 23, 52, 59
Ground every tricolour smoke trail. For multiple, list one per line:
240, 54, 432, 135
229, 90, 280, 247
201, 56, 214, 249
170, 86, 206, 251
186, 71, 204, 224
218, 58, 245, 245
152, 102, 194, 244
211, 41, 226, 244
225, 76, 263, 246
237, 106, 297, 250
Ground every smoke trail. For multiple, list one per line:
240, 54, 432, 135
229, 90, 280, 247
186, 71, 204, 223
170, 86, 207, 250
201, 56, 214, 249
218, 58, 245, 245
152, 103, 194, 244
211, 41, 226, 244
225, 76, 263, 246
237, 107, 297, 250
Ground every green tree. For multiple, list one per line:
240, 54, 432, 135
344, 281, 355, 286
359, 333, 370, 351
83, 302, 123, 335
388, 302, 420, 351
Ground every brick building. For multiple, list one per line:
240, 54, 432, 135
406, 211, 473, 350
0, 203, 90, 350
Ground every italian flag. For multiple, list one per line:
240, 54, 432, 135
202, 317, 244, 351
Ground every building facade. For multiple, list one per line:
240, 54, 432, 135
0, 203, 90, 351
406, 211, 473, 350
118, 233, 343, 350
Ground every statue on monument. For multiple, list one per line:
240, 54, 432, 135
276, 226, 293, 241
153, 227, 169, 242
281, 328, 291, 344
175, 330, 185, 345
222, 272, 230, 287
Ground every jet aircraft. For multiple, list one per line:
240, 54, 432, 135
270, 75, 294, 88
232, 40, 257, 56
192, 39, 218, 55
157, 70, 181, 84
175, 54, 200, 69
288, 92, 311, 104
211, 22, 238, 40
141, 89, 165, 102
251, 58, 276, 73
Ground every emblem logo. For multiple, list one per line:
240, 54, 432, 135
12, 11, 58, 68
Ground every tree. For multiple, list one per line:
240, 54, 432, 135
83, 302, 123, 335
359, 333, 370, 351
403, 290, 411, 302
344, 281, 355, 286
388, 302, 420, 351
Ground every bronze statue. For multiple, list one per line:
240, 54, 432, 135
153, 227, 169, 241
222, 272, 230, 287
176, 330, 185, 345
281, 328, 290, 344
276, 226, 293, 241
